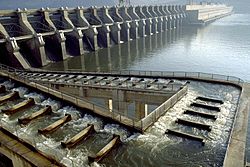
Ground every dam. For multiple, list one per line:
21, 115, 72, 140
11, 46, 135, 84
0, 3, 233, 69
0, 1, 248, 167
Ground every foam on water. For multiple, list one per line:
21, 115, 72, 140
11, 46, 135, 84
11, 87, 29, 97
69, 114, 103, 131
24, 92, 45, 103
41, 98, 61, 111
0, 78, 241, 167
100, 124, 129, 141
55, 106, 81, 120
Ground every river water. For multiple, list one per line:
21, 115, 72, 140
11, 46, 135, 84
43, 14, 250, 82
0, 77, 241, 167
42, 11, 250, 166
1, 0, 250, 166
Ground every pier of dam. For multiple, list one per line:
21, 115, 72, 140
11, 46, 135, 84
0, 3, 233, 69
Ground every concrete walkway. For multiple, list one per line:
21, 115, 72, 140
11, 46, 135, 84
223, 83, 250, 167
0, 128, 61, 167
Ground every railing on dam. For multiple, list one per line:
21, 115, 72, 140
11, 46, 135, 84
54, 68, 244, 87
109, 70, 244, 86
0, 64, 244, 132
22, 66, 244, 87
0, 64, 187, 132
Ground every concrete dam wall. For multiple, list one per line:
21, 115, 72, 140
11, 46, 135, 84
0, 5, 186, 69
0, 4, 232, 69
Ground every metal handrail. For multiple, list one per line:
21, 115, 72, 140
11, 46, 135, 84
31, 68, 244, 87
0, 63, 244, 86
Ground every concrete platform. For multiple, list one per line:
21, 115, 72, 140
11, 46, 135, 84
223, 83, 250, 167
0, 127, 63, 167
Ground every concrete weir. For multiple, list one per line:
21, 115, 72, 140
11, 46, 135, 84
2, 98, 35, 115
38, 114, 72, 134
18, 106, 52, 125
166, 129, 205, 145
196, 96, 224, 104
61, 124, 95, 148
0, 66, 246, 166
190, 102, 221, 111
176, 118, 212, 131
0, 91, 19, 104
88, 135, 121, 163
184, 109, 217, 120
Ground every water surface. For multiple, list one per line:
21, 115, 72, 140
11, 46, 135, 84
44, 14, 250, 81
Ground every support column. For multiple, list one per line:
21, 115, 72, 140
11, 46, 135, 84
159, 5, 168, 31
173, 5, 180, 28
110, 23, 121, 44
17, 8, 50, 66
16, 8, 35, 35
142, 6, 153, 35
34, 34, 50, 66
127, 6, 140, 39
119, 6, 132, 42
164, 5, 172, 30
135, 6, 146, 37
85, 26, 99, 51
75, 6, 99, 51
148, 6, 158, 34
94, 6, 112, 48
108, 6, 123, 44
56, 30, 68, 60
169, 6, 176, 29
154, 6, 164, 32
135, 101, 146, 120
112, 90, 128, 116
6, 37, 30, 69
41, 8, 69, 59
60, 7, 85, 55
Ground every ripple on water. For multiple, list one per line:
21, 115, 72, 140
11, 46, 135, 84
0, 79, 241, 167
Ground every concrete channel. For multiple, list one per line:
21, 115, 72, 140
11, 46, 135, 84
0, 64, 248, 166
